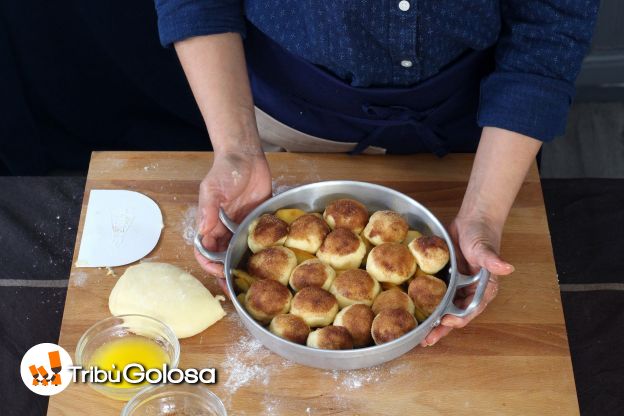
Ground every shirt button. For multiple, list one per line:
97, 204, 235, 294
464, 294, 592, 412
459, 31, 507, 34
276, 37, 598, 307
400, 60, 413, 68
398, 1, 410, 11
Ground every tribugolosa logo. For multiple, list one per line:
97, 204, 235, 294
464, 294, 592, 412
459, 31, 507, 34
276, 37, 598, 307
20, 343, 73, 396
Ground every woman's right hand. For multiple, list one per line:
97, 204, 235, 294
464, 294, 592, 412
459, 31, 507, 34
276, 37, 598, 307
194, 150, 272, 295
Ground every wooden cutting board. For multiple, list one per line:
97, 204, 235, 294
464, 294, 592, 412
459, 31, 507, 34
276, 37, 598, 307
47, 152, 578, 415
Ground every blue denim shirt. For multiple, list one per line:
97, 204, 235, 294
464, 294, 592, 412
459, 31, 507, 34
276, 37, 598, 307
154, 1, 599, 142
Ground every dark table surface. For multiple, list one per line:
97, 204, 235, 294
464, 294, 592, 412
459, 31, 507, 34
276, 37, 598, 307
1, 176, 622, 416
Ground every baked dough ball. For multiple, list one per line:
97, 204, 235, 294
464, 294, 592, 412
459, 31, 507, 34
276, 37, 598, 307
269, 314, 310, 345
362, 210, 409, 246
247, 214, 289, 253
408, 235, 450, 274
284, 214, 330, 254
371, 308, 417, 345
366, 242, 416, 284
289, 259, 336, 292
329, 269, 380, 308
407, 274, 447, 316
307, 325, 353, 350
333, 304, 374, 347
323, 199, 369, 233
371, 288, 415, 316
248, 246, 297, 285
290, 287, 339, 327
316, 228, 366, 270
245, 279, 292, 324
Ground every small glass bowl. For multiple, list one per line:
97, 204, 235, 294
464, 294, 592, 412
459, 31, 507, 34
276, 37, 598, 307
121, 384, 227, 416
75, 314, 180, 401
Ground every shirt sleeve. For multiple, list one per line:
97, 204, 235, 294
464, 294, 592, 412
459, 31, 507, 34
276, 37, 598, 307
154, 0, 246, 47
477, 0, 600, 141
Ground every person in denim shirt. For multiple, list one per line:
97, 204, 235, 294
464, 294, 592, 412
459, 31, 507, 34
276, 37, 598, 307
155, 1, 599, 345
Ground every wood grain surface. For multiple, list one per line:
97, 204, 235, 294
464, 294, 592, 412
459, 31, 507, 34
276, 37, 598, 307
47, 152, 578, 415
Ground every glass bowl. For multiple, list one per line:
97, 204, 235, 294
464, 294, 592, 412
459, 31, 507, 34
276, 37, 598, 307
121, 384, 227, 416
75, 314, 180, 401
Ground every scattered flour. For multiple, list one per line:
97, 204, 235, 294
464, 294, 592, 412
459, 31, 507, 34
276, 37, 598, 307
272, 175, 298, 195
143, 162, 159, 171
220, 333, 294, 413
231, 170, 243, 185
181, 205, 198, 246
262, 394, 282, 415
70, 271, 88, 287
222, 335, 270, 394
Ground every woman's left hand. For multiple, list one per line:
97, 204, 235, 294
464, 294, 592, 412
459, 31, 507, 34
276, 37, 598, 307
420, 214, 515, 347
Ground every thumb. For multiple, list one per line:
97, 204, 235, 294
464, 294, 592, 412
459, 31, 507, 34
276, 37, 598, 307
197, 193, 221, 236
470, 241, 515, 276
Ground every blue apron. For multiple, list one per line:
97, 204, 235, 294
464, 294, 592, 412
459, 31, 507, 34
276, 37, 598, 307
245, 23, 494, 156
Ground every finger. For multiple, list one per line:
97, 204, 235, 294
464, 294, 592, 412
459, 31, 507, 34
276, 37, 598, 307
194, 249, 225, 278
216, 278, 231, 299
472, 242, 514, 276
199, 220, 230, 252
442, 277, 499, 328
422, 324, 454, 347
197, 188, 222, 236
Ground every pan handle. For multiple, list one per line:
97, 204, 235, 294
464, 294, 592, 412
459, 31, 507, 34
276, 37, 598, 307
442, 268, 490, 319
193, 208, 239, 264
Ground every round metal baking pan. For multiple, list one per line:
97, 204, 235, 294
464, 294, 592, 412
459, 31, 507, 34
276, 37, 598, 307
196, 181, 489, 370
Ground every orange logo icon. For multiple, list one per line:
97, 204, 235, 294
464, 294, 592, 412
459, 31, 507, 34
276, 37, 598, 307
21, 343, 73, 396
28, 350, 64, 387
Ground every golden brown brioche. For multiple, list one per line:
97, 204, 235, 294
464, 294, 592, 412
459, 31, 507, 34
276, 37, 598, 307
245, 279, 292, 324
362, 210, 409, 246
307, 325, 354, 350
248, 246, 297, 285
323, 199, 369, 233
366, 242, 417, 284
407, 274, 447, 316
371, 308, 417, 345
329, 269, 380, 308
371, 288, 415, 316
333, 304, 374, 347
269, 314, 310, 345
408, 235, 450, 274
316, 228, 366, 270
284, 214, 330, 253
247, 214, 289, 253
290, 287, 339, 327
289, 259, 336, 292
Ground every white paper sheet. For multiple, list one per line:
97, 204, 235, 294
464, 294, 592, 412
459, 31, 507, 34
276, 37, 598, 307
76, 190, 163, 267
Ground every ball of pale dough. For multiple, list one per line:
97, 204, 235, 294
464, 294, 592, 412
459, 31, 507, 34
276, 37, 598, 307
366, 242, 416, 284
307, 326, 353, 350
362, 210, 409, 246
284, 214, 330, 254
289, 258, 336, 292
408, 235, 450, 274
290, 287, 339, 327
333, 304, 374, 347
316, 228, 366, 270
323, 199, 369, 233
247, 246, 297, 286
329, 269, 380, 308
247, 214, 289, 253
109, 262, 226, 339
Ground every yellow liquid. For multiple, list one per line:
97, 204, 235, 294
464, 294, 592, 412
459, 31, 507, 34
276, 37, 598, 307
88, 336, 170, 389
